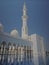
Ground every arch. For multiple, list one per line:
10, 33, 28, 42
13, 43, 16, 47
8, 42, 11, 46
1, 41, 6, 47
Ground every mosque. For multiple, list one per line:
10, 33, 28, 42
0, 2, 46, 65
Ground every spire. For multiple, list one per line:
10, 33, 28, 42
23, 1, 27, 16
24, 1, 26, 10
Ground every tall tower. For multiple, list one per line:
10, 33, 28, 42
22, 2, 28, 39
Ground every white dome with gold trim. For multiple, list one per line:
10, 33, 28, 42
10, 29, 19, 38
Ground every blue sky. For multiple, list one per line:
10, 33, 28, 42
0, 0, 49, 50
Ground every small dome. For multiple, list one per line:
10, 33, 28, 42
0, 23, 4, 32
10, 29, 19, 38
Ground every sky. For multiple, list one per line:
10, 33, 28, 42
0, 0, 49, 50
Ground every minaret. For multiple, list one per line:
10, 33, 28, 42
22, 2, 28, 39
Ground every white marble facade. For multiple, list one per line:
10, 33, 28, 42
0, 2, 46, 65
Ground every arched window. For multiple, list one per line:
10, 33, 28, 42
8, 42, 11, 47
1, 41, 6, 53
1, 41, 6, 62
8, 42, 12, 51
1, 41, 6, 48
13, 43, 16, 50
8, 42, 12, 63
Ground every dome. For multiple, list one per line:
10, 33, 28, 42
0, 23, 4, 32
10, 29, 19, 38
